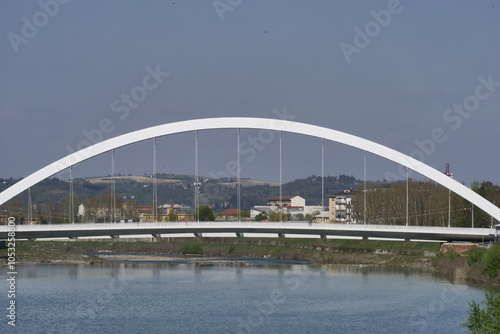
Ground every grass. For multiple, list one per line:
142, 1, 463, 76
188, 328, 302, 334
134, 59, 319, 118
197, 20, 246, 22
1, 238, 441, 267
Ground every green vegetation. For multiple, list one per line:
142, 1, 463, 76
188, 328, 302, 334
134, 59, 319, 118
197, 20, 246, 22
433, 249, 460, 263
181, 239, 203, 255
1, 238, 440, 267
466, 244, 500, 279
254, 212, 267, 221
463, 289, 500, 333
268, 210, 288, 222
196, 205, 215, 221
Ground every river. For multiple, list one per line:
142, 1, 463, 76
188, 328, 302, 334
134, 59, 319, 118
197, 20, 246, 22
0, 261, 487, 333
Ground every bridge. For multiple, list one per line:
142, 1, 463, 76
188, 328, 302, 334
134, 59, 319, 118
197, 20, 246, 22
0, 222, 497, 243
1, 117, 499, 242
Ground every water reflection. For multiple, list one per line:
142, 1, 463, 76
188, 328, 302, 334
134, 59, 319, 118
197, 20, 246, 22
0, 261, 488, 334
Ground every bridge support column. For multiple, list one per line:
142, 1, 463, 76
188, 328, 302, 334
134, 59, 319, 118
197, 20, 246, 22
194, 232, 203, 238
278, 233, 286, 238
362, 236, 368, 241
236, 232, 244, 238
69, 236, 78, 240
110, 235, 120, 239
152, 234, 161, 238
320, 235, 327, 240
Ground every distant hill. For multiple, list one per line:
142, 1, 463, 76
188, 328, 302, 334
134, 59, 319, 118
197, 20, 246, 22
0, 174, 362, 212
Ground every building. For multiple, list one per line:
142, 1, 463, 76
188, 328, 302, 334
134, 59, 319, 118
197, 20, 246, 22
267, 195, 305, 208
251, 196, 328, 222
216, 208, 245, 221
250, 206, 274, 219
328, 190, 355, 223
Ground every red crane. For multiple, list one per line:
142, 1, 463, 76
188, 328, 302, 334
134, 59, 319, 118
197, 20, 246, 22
444, 163, 454, 178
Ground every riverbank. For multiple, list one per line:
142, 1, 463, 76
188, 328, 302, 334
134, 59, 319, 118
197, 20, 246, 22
3, 237, 499, 285
1, 237, 440, 267
433, 243, 500, 286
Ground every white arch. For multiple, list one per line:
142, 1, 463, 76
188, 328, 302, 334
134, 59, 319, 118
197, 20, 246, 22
1, 117, 499, 222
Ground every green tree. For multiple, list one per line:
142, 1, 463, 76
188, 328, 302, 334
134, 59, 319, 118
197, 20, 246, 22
254, 212, 268, 221
294, 213, 305, 221
463, 289, 500, 333
268, 210, 288, 222
168, 209, 178, 222
197, 205, 214, 221
182, 238, 203, 254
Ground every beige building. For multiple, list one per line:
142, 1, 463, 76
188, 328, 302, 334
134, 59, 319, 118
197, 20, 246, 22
267, 195, 305, 208
328, 190, 354, 223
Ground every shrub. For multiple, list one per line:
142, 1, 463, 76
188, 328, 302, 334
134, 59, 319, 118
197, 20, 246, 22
463, 289, 500, 333
480, 246, 500, 278
466, 246, 486, 265
433, 249, 459, 266
182, 239, 203, 255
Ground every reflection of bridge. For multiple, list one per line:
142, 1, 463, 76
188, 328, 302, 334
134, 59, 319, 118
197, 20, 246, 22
1, 117, 499, 234
0, 222, 497, 243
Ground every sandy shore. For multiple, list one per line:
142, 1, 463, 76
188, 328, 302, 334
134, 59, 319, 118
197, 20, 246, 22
97, 253, 248, 265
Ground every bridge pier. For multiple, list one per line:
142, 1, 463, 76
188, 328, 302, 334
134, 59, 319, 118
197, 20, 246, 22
278, 233, 286, 238
110, 235, 120, 239
236, 232, 244, 238
69, 236, 78, 240
362, 236, 368, 241
320, 235, 327, 240
194, 232, 203, 238
152, 233, 161, 238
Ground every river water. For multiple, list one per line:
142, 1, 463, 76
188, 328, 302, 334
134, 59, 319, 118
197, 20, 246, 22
0, 261, 487, 334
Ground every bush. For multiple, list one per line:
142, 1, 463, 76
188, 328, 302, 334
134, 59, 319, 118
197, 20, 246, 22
467, 246, 487, 265
480, 246, 500, 278
463, 289, 500, 333
181, 239, 203, 255
433, 249, 460, 266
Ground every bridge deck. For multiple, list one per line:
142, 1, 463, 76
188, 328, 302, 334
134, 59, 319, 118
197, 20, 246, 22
0, 222, 496, 242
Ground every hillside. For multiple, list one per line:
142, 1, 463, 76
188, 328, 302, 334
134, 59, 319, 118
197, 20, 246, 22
0, 174, 361, 212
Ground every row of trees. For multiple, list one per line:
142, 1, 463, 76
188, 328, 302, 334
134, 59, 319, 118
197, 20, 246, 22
1, 191, 140, 224
351, 180, 500, 227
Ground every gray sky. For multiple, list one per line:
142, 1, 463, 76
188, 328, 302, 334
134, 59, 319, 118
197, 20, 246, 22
1, 0, 499, 185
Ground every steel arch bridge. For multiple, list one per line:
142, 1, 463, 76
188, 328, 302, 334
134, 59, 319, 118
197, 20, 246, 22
1, 117, 499, 222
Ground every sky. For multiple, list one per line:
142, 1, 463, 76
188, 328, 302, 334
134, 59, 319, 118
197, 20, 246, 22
1, 0, 499, 185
